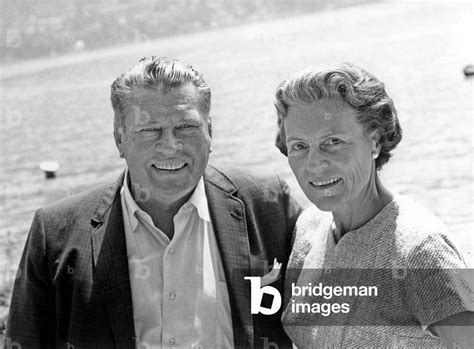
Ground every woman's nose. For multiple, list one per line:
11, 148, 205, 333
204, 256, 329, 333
306, 148, 328, 173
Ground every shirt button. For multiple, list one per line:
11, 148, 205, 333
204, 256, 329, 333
169, 249, 175, 255
169, 338, 176, 345
169, 292, 176, 300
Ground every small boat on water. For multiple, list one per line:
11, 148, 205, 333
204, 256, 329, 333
463, 64, 474, 77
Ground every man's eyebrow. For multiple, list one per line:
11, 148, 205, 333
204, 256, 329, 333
175, 103, 200, 111
178, 113, 202, 123
133, 122, 160, 128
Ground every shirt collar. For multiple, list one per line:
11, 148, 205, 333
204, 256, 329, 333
120, 169, 210, 231
183, 175, 210, 222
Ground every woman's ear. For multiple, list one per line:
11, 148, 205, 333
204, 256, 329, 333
369, 129, 382, 159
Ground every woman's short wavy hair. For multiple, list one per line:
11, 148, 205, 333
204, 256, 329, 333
275, 62, 402, 170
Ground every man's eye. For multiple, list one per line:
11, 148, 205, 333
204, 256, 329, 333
177, 124, 196, 130
138, 128, 159, 136
324, 138, 342, 146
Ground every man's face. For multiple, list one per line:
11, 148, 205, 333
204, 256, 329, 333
115, 84, 212, 204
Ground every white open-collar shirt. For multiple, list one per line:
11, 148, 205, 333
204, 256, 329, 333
120, 170, 234, 348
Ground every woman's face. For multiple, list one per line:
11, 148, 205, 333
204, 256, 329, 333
284, 97, 379, 213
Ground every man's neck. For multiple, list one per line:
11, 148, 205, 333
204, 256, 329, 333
129, 187, 191, 241
137, 193, 192, 240
125, 171, 199, 239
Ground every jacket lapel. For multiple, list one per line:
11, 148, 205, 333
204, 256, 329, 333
204, 166, 253, 347
90, 171, 136, 348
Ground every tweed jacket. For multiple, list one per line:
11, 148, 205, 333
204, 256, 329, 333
6, 165, 300, 349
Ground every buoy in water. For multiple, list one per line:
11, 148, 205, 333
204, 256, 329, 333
463, 64, 474, 77
39, 161, 60, 179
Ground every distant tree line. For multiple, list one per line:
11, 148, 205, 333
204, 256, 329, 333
0, 0, 372, 62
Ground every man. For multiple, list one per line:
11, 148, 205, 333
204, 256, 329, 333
6, 57, 300, 348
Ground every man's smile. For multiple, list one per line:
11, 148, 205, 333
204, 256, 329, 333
152, 161, 187, 171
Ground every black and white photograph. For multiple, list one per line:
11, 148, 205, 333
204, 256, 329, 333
1, 0, 473, 348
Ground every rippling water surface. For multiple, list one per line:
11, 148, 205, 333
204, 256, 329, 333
1, 0, 473, 297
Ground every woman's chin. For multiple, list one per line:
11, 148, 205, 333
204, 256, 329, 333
308, 196, 342, 213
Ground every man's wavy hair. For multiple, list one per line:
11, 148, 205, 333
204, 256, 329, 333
274, 62, 402, 170
111, 56, 211, 134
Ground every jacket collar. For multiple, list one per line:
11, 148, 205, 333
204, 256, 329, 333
91, 170, 126, 225
203, 165, 238, 195
90, 169, 136, 348
204, 165, 254, 347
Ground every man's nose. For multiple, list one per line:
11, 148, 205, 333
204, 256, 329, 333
157, 129, 183, 152
306, 147, 328, 173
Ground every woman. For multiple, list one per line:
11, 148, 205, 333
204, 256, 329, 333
274, 62, 473, 347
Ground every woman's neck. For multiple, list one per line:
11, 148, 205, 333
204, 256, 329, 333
332, 175, 393, 242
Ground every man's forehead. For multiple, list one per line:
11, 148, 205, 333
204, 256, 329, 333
121, 85, 204, 126
123, 85, 200, 113
126, 84, 199, 103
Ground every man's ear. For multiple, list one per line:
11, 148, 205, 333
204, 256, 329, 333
206, 116, 212, 138
114, 127, 125, 158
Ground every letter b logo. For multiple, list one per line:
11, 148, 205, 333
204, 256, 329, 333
245, 276, 282, 315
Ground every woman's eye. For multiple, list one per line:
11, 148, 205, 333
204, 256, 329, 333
290, 143, 307, 151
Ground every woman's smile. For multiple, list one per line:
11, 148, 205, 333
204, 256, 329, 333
310, 177, 343, 188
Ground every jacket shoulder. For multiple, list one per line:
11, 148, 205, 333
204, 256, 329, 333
210, 166, 283, 192
37, 178, 120, 233
42, 182, 113, 215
